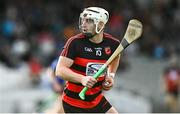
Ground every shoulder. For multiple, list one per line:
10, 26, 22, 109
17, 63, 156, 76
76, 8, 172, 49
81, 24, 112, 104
66, 33, 85, 43
103, 33, 120, 43
63, 33, 85, 48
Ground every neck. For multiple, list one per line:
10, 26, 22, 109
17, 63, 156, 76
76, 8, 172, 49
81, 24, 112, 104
89, 32, 103, 44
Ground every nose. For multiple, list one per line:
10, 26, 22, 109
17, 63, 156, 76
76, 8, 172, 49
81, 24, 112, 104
81, 20, 87, 27
81, 24, 88, 31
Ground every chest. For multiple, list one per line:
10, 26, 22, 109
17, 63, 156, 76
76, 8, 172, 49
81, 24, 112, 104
76, 43, 113, 60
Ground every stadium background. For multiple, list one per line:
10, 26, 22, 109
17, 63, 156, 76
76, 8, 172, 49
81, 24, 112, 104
0, 0, 180, 113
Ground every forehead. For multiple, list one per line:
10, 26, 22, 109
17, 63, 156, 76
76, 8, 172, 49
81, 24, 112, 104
81, 18, 94, 23
82, 13, 93, 20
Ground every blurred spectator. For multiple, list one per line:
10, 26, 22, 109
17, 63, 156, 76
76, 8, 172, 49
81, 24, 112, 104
1, 0, 180, 70
28, 56, 42, 86
118, 53, 130, 72
108, 9, 124, 38
161, 55, 180, 112
0, 37, 17, 68
63, 25, 78, 40
39, 58, 65, 113
153, 44, 165, 59
48, 59, 65, 94
11, 35, 30, 62
37, 31, 56, 66
2, 19, 16, 39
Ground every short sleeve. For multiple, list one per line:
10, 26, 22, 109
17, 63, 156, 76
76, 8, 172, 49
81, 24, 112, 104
60, 38, 77, 60
110, 39, 120, 53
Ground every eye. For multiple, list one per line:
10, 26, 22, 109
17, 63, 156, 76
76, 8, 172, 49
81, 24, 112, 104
86, 19, 94, 23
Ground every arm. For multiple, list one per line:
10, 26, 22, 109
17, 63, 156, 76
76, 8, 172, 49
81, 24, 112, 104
56, 56, 97, 87
108, 54, 121, 76
56, 56, 84, 83
102, 54, 121, 90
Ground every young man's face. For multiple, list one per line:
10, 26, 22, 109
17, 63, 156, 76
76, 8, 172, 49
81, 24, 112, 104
80, 18, 96, 34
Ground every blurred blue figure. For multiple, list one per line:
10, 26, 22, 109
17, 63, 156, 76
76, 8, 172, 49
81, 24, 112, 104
153, 45, 165, 59
2, 19, 15, 38
39, 58, 65, 113
50, 59, 65, 93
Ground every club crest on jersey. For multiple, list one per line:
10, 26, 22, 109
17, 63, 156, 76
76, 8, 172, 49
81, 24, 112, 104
105, 47, 111, 55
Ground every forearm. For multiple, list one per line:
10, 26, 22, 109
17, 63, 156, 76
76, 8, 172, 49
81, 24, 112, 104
56, 65, 84, 84
108, 54, 121, 77
102, 55, 120, 90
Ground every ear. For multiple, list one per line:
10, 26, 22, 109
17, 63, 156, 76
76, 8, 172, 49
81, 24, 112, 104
97, 21, 105, 31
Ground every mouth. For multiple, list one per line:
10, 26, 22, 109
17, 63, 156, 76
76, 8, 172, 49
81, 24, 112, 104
82, 28, 88, 33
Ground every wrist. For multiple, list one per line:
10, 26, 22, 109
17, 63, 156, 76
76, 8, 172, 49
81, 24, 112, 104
79, 75, 85, 84
109, 73, 115, 78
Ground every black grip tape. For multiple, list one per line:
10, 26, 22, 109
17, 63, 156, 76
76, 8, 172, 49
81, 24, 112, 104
121, 38, 130, 48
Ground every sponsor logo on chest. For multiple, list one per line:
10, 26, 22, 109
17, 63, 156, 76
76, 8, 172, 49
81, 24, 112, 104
84, 46, 112, 56
84, 47, 93, 52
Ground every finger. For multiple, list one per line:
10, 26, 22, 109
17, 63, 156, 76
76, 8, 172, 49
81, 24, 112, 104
104, 81, 113, 87
103, 88, 110, 90
88, 81, 97, 87
104, 81, 110, 86
89, 78, 97, 83
103, 82, 113, 89
107, 82, 113, 87
103, 86, 111, 90
88, 78, 96, 83
86, 83, 93, 88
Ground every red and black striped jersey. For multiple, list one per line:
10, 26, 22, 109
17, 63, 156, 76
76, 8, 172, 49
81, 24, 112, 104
60, 33, 120, 108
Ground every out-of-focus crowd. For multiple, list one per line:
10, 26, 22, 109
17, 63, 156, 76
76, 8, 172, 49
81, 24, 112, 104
0, 0, 180, 69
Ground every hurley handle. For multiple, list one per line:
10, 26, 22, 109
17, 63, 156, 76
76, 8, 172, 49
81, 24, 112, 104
79, 65, 107, 100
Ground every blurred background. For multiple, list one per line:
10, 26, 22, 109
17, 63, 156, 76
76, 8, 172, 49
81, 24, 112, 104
0, 0, 180, 113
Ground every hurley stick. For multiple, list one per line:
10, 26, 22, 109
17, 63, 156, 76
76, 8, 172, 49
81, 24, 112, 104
79, 19, 143, 100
